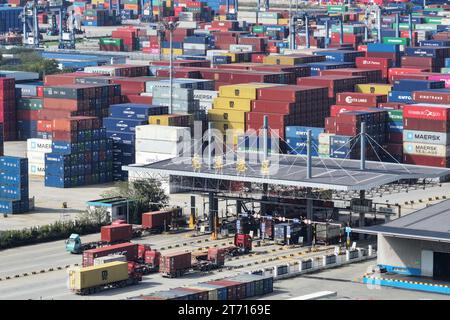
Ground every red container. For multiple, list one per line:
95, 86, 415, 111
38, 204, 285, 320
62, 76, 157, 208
82, 243, 138, 267
403, 154, 450, 168
388, 68, 429, 83
37, 109, 75, 120
387, 132, 403, 143
330, 105, 379, 117
100, 224, 132, 243
141, 210, 172, 231
252, 100, 295, 114
412, 91, 450, 105
123, 94, 153, 104
37, 120, 53, 132
404, 117, 450, 132
379, 102, 403, 110
256, 85, 326, 102
320, 68, 383, 83
403, 104, 450, 121
297, 75, 366, 98
401, 56, 435, 68
336, 92, 387, 107
145, 250, 161, 267
17, 110, 39, 121
207, 247, 227, 266
159, 252, 192, 277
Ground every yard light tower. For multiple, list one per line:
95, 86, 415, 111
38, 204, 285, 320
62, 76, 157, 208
159, 20, 180, 114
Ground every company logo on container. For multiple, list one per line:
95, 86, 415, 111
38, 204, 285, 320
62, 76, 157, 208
416, 94, 443, 101
362, 60, 381, 66
406, 108, 444, 118
345, 96, 368, 104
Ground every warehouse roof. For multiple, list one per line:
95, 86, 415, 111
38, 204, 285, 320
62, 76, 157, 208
353, 199, 450, 243
122, 153, 450, 191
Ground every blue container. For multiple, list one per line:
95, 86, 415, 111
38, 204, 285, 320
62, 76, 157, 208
445, 58, 450, 68
0, 171, 28, 186
103, 117, 147, 133
184, 36, 208, 44
367, 43, 400, 53
307, 62, 355, 76
213, 55, 232, 65
420, 40, 450, 47
314, 50, 365, 63
0, 185, 28, 200
388, 123, 403, 133
0, 199, 22, 214
388, 91, 414, 104
286, 139, 319, 156
162, 41, 183, 49
393, 79, 445, 91
109, 103, 168, 120
404, 46, 446, 58
0, 157, 28, 174
45, 175, 72, 188
52, 141, 79, 154
285, 126, 324, 140
107, 131, 135, 145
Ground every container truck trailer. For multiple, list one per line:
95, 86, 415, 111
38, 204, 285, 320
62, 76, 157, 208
68, 261, 143, 295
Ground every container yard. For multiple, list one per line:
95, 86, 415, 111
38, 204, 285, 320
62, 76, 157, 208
2, 0, 450, 307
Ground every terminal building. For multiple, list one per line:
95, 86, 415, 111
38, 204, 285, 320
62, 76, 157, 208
354, 199, 450, 281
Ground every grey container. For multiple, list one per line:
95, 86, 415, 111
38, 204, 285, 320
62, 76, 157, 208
152, 87, 194, 100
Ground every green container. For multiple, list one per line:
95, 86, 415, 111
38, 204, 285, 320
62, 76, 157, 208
18, 98, 43, 110
414, 23, 439, 31
387, 110, 403, 122
99, 38, 122, 46
382, 37, 409, 45
252, 25, 266, 34
424, 7, 444, 12
441, 67, 450, 74
327, 5, 348, 13
423, 17, 443, 24
391, 23, 411, 30
121, 0, 139, 3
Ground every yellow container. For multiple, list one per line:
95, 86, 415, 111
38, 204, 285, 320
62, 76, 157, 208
213, 97, 252, 111
208, 108, 246, 123
278, 18, 289, 25
162, 48, 183, 55
68, 261, 128, 292
211, 121, 245, 145
263, 55, 314, 66
149, 114, 192, 126
218, 15, 227, 21
219, 83, 277, 99
223, 52, 237, 62
355, 83, 392, 95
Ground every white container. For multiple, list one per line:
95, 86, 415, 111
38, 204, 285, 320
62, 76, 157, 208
136, 139, 188, 155
229, 44, 254, 52
152, 87, 193, 100
237, 11, 257, 18
135, 125, 190, 142
199, 101, 213, 111
27, 151, 47, 164
403, 130, 449, 146
28, 162, 45, 176
318, 133, 335, 145
193, 90, 218, 101
135, 151, 175, 164
93, 255, 126, 266
183, 43, 207, 50
27, 138, 52, 153
403, 142, 450, 157
178, 21, 198, 29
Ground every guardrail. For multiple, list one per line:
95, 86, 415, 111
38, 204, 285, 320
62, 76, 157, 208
246, 245, 376, 281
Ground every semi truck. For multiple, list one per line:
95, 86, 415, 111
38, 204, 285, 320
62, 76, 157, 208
68, 261, 143, 295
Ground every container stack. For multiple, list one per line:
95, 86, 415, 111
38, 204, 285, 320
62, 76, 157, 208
27, 138, 52, 176
82, 9, 118, 26
389, 79, 446, 105
134, 124, 190, 165
0, 7, 22, 33
318, 132, 335, 158
16, 83, 44, 140
0, 77, 17, 141
130, 274, 274, 300
402, 46, 450, 73
403, 103, 450, 168
0, 156, 29, 214
104, 103, 168, 181
44, 117, 114, 188
366, 43, 401, 68
285, 126, 324, 156
252, 85, 330, 142
194, 89, 219, 114
209, 83, 278, 145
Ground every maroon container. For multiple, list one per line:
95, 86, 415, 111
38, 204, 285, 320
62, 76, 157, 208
320, 68, 383, 83
159, 252, 192, 277
404, 154, 450, 168
330, 105, 379, 117
379, 103, 403, 110
336, 92, 387, 107
82, 243, 138, 267
100, 224, 132, 243
297, 75, 366, 98
207, 247, 227, 266
387, 132, 403, 143
412, 90, 450, 105
141, 210, 172, 231
252, 100, 295, 114
403, 118, 450, 132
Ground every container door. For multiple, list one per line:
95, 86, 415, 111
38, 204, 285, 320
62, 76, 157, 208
421, 250, 433, 277
433, 251, 450, 281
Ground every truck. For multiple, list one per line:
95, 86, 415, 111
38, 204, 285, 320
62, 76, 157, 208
274, 222, 305, 245
68, 261, 143, 295
159, 234, 253, 278
315, 223, 342, 245
65, 224, 133, 254
133, 208, 185, 236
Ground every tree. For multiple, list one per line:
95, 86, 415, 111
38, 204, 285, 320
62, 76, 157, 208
77, 207, 111, 226
101, 179, 169, 224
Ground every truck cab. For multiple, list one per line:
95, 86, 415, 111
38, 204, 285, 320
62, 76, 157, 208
66, 234, 82, 254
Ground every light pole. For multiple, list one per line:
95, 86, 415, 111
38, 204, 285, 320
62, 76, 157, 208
159, 20, 179, 114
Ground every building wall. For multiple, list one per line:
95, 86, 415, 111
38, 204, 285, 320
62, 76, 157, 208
377, 235, 450, 276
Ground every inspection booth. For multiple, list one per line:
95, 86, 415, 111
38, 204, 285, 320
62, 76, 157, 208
86, 197, 135, 222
